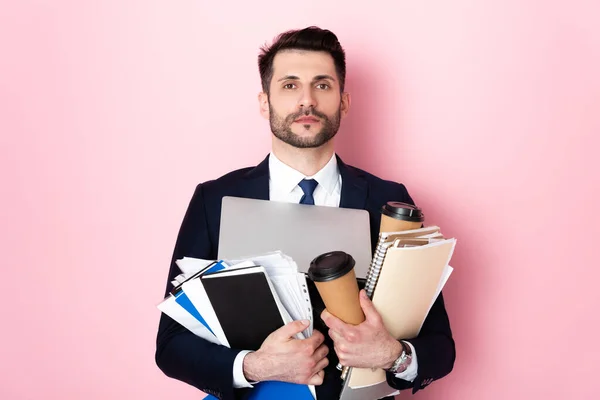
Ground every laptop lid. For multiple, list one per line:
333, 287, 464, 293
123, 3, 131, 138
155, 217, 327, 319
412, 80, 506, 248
217, 196, 373, 278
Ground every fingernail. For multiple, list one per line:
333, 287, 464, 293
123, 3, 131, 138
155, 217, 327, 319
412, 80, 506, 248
302, 319, 310, 326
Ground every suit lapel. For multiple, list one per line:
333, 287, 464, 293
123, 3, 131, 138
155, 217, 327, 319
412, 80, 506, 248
238, 155, 270, 200
337, 155, 368, 210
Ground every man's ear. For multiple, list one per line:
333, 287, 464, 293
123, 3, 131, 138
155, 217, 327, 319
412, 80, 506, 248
341, 92, 351, 118
258, 92, 270, 120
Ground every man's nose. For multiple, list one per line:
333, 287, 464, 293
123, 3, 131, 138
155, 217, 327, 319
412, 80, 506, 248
299, 88, 317, 109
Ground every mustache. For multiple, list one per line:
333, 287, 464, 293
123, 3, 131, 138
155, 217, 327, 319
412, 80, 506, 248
286, 107, 328, 122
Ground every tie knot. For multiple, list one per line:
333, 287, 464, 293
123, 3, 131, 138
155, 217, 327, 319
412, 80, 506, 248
298, 178, 318, 196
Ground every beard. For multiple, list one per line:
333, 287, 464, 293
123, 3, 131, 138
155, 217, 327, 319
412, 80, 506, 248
269, 103, 341, 149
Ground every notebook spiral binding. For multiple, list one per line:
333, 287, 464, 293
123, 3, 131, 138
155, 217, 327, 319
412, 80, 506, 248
340, 233, 395, 380
364, 233, 394, 299
339, 237, 393, 381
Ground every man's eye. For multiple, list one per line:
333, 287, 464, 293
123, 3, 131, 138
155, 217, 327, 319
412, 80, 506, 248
316, 83, 330, 90
283, 83, 296, 89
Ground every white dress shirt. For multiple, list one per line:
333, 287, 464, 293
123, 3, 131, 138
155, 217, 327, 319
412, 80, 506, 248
232, 152, 419, 389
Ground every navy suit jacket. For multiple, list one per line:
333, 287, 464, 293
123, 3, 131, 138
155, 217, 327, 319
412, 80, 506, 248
155, 155, 455, 400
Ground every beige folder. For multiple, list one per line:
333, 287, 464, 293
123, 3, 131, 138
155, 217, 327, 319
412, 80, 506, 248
380, 225, 441, 237
348, 238, 456, 388
380, 225, 442, 241
364, 226, 444, 292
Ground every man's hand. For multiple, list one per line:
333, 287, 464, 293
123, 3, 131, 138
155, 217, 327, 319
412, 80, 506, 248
321, 289, 402, 370
243, 320, 329, 385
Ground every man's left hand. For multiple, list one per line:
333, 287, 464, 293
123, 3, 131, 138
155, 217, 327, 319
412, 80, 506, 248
321, 289, 402, 370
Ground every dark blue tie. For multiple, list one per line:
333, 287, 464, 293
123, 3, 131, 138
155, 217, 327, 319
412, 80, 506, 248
298, 179, 318, 205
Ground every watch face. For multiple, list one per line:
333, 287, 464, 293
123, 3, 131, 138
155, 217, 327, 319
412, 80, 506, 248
393, 353, 412, 374
395, 361, 408, 373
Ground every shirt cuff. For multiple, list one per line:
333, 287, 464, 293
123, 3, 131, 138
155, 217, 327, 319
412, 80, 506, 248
393, 341, 418, 382
232, 350, 256, 388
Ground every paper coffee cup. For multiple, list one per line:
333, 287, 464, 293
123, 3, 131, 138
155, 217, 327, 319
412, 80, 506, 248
380, 201, 424, 233
307, 251, 364, 325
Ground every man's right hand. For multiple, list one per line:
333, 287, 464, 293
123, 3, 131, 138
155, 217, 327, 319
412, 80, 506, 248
243, 319, 329, 385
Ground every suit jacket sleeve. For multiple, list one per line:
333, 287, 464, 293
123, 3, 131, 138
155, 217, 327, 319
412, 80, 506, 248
385, 185, 456, 393
155, 184, 241, 400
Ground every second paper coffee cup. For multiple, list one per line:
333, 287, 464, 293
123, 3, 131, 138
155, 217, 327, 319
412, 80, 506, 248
307, 251, 364, 325
380, 201, 424, 232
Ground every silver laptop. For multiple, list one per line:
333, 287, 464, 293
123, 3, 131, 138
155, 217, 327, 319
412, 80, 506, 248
218, 196, 373, 278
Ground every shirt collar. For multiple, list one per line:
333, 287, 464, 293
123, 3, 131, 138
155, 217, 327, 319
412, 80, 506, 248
269, 152, 340, 195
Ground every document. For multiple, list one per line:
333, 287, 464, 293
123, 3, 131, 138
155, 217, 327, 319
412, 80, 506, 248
348, 237, 456, 389
156, 292, 220, 345
157, 251, 316, 399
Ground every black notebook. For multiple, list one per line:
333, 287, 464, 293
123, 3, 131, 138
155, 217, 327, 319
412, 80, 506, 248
201, 266, 286, 350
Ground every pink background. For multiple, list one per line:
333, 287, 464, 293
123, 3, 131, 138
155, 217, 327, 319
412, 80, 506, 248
1, 1, 599, 399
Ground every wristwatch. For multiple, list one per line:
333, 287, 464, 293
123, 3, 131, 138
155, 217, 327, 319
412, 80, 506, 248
385, 341, 413, 374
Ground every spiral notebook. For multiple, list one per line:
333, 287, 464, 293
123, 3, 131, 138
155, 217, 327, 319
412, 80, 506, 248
340, 226, 456, 400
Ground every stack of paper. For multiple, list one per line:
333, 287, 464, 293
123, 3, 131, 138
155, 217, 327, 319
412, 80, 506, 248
159, 260, 229, 345
157, 251, 315, 399
345, 226, 456, 392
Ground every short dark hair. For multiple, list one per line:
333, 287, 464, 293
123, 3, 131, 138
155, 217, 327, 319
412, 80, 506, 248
258, 26, 346, 94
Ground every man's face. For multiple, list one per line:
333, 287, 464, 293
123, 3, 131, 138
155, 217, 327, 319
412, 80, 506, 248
260, 50, 350, 148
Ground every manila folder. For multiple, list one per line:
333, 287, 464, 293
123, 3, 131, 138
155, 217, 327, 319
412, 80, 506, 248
348, 239, 456, 389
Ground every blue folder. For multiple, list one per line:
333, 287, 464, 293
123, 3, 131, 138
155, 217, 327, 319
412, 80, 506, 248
203, 381, 313, 400
247, 381, 313, 399
173, 261, 228, 333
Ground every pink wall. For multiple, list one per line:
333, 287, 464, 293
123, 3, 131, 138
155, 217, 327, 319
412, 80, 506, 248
1, 1, 599, 399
